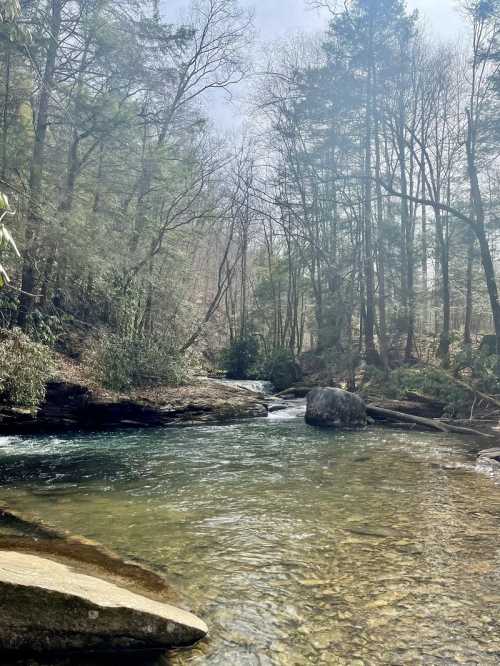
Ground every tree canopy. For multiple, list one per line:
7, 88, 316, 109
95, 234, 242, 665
2, 0, 500, 392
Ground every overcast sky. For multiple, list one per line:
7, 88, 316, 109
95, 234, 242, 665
164, 0, 465, 40
163, 0, 467, 127
248, 0, 463, 40
244, 0, 464, 40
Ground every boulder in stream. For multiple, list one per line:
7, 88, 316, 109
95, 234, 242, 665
0, 550, 207, 652
305, 387, 367, 428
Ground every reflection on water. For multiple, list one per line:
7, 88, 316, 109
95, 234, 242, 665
1, 414, 500, 665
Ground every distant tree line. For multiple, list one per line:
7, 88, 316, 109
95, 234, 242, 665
3, 0, 500, 390
224, 0, 500, 385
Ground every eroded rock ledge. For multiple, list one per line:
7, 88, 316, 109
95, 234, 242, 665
0, 379, 268, 434
0, 507, 207, 654
0, 551, 207, 652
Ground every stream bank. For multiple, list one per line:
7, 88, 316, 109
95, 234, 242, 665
0, 379, 269, 435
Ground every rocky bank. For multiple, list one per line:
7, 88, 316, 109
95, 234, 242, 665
0, 507, 207, 654
0, 376, 268, 435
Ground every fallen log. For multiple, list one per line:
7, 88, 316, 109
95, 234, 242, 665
369, 398, 443, 419
404, 390, 444, 405
366, 404, 494, 439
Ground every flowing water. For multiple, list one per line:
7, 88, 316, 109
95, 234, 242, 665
208, 378, 276, 395
1, 406, 500, 665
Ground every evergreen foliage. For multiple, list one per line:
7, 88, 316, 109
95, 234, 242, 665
0, 327, 52, 407
2, 1, 500, 399
260, 348, 302, 392
85, 332, 188, 392
221, 335, 260, 380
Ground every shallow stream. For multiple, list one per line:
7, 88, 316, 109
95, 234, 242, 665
1, 406, 500, 665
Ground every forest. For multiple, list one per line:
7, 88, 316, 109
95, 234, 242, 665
1, 0, 500, 409
5, 2, 500, 665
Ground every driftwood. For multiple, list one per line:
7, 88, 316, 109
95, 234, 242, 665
367, 404, 494, 439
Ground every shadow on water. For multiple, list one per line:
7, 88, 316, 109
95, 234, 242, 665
1, 649, 174, 666
0, 431, 168, 486
0, 452, 133, 486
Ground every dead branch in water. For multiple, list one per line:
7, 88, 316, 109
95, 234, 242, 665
367, 405, 494, 439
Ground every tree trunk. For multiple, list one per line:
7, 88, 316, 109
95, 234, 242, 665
367, 404, 493, 438
435, 208, 450, 366
396, 104, 414, 362
466, 109, 500, 347
420, 130, 429, 332
17, 0, 63, 328
374, 106, 389, 371
363, 25, 379, 367
1, 43, 11, 180
463, 230, 474, 346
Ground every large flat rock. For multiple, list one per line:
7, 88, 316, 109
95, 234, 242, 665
0, 550, 207, 652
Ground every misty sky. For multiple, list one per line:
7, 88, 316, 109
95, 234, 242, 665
163, 0, 466, 127
164, 0, 465, 40
245, 0, 464, 41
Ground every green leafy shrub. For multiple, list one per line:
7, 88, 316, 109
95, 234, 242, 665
260, 348, 302, 391
363, 364, 391, 390
0, 328, 53, 407
221, 335, 260, 380
86, 332, 188, 391
392, 367, 468, 415
364, 364, 471, 417
26, 309, 63, 346
453, 346, 500, 396
221, 337, 302, 389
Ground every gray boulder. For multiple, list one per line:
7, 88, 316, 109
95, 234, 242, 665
0, 550, 207, 652
305, 387, 367, 428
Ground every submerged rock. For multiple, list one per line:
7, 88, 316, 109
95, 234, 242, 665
267, 402, 289, 413
478, 448, 500, 466
0, 550, 207, 652
305, 387, 367, 428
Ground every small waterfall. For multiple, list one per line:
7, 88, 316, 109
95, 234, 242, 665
210, 379, 275, 395
267, 399, 307, 420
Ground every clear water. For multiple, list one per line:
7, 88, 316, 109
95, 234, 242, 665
1, 409, 500, 665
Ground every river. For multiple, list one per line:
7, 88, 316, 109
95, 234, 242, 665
1, 405, 500, 664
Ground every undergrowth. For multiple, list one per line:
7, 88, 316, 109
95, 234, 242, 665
364, 347, 500, 417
